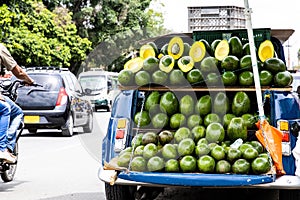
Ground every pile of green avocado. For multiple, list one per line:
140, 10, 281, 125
118, 36, 293, 88
116, 90, 272, 175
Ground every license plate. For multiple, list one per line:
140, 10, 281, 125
24, 116, 40, 124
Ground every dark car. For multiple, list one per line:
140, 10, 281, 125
13, 67, 93, 136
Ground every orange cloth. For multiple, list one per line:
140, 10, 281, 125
255, 120, 286, 176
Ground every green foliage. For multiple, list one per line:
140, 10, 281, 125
1, 0, 168, 73
43, 0, 168, 72
0, 0, 92, 70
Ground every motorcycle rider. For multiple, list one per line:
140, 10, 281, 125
0, 43, 34, 163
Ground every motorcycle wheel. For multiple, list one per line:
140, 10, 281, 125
1, 143, 18, 182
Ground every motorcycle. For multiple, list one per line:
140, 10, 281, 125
0, 78, 41, 182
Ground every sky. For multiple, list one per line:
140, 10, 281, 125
152, 0, 300, 68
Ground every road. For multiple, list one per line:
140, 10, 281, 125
0, 111, 110, 200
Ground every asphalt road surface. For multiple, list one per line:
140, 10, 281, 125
0, 111, 110, 200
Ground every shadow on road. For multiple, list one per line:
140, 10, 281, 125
39, 192, 105, 200
20, 130, 89, 138
0, 180, 28, 192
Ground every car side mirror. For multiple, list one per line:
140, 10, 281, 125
297, 86, 300, 94
84, 88, 92, 95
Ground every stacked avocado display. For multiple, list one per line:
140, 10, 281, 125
118, 35, 293, 88
115, 35, 286, 175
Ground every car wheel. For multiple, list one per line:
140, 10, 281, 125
83, 113, 93, 133
107, 106, 110, 112
28, 128, 37, 134
105, 183, 136, 200
1, 143, 18, 182
61, 113, 74, 137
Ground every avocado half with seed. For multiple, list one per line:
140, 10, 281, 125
167, 36, 184, 60
189, 41, 206, 62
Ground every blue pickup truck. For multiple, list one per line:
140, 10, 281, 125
99, 29, 300, 200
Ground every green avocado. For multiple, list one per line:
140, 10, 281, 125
259, 70, 273, 86
196, 95, 212, 116
169, 69, 186, 85
118, 69, 134, 86
273, 71, 293, 87
211, 39, 221, 55
263, 57, 286, 74
143, 56, 159, 73
239, 55, 252, 71
241, 113, 257, 129
239, 71, 254, 86
186, 68, 204, 85
232, 92, 251, 116
206, 72, 221, 86
199, 39, 213, 56
135, 70, 151, 86
200, 56, 219, 74
222, 71, 238, 86
180, 95, 195, 116
152, 112, 169, 129
152, 70, 168, 85
203, 113, 221, 127
229, 36, 243, 58
227, 117, 248, 142
170, 113, 186, 129
223, 113, 236, 129
160, 91, 179, 116
221, 55, 239, 71
213, 92, 230, 116
145, 91, 161, 111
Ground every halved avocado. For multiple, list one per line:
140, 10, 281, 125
159, 55, 175, 73
189, 41, 206, 62
167, 36, 184, 60
178, 56, 194, 72
214, 40, 230, 61
124, 57, 144, 73
258, 40, 274, 62
140, 44, 156, 59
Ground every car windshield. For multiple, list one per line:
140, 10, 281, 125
16, 74, 61, 91
79, 75, 106, 91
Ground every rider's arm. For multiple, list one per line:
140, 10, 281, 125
11, 65, 34, 85
0, 43, 34, 85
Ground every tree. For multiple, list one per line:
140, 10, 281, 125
42, 0, 168, 72
0, 0, 92, 73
